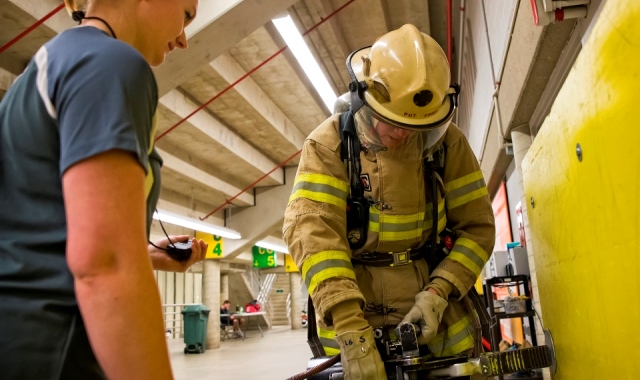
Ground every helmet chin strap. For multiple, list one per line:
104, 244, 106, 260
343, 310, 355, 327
348, 80, 367, 114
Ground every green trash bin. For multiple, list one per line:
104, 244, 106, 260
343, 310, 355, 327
181, 304, 210, 354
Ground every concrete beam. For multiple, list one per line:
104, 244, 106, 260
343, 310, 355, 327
159, 89, 283, 184
222, 166, 296, 259
154, 0, 299, 96
5, 0, 74, 32
263, 21, 332, 117
210, 53, 305, 150
158, 148, 254, 207
155, 198, 226, 226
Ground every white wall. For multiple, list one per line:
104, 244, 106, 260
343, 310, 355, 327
457, 0, 519, 157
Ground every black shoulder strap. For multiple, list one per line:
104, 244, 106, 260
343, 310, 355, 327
339, 111, 364, 199
339, 111, 357, 162
424, 144, 446, 266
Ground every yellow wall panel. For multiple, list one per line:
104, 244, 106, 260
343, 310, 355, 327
522, 1, 640, 378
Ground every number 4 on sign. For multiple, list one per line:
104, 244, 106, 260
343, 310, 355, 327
196, 232, 224, 259
212, 235, 222, 257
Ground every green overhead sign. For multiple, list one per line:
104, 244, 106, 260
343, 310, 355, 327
252, 246, 277, 268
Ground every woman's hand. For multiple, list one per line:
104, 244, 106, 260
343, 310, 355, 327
149, 235, 208, 272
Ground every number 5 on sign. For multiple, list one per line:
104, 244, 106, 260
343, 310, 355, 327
195, 231, 224, 259
252, 246, 277, 268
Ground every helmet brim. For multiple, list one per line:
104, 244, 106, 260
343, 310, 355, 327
348, 46, 455, 130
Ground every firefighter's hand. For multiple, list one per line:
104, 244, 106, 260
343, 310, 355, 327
336, 327, 386, 380
401, 290, 448, 345
331, 300, 386, 380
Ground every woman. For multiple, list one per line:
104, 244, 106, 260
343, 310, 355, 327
0, 0, 205, 378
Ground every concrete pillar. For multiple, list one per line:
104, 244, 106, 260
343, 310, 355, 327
220, 274, 229, 303
202, 259, 221, 349
510, 125, 545, 345
289, 272, 303, 330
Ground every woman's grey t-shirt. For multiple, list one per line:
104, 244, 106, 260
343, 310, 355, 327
0, 26, 162, 378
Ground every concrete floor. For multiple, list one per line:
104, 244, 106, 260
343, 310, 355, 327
170, 326, 312, 380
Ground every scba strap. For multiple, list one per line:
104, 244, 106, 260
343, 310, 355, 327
340, 106, 369, 250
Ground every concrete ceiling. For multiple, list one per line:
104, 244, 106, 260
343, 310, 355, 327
0, 0, 453, 260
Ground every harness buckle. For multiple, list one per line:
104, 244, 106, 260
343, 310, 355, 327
390, 250, 412, 267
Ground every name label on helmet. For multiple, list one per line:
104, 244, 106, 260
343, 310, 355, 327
403, 110, 438, 118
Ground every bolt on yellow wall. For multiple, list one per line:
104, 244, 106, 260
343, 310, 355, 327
522, 1, 640, 378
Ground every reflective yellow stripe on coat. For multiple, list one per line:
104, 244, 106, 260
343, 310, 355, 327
369, 199, 446, 241
318, 327, 340, 356
445, 170, 488, 209
288, 173, 349, 209
447, 238, 490, 277
427, 314, 475, 357
302, 251, 356, 296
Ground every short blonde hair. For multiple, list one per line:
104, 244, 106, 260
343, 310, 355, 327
64, 0, 88, 16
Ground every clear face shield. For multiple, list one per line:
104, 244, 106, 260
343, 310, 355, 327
353, 105, 452, 160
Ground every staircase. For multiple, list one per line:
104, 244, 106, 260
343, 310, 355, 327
268, 273, 291, 326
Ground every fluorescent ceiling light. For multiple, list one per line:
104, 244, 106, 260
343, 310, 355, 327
255, 239, 289, 254
153, 209, 241, 240
272, 15, 337, 113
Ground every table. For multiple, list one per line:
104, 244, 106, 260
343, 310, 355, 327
220, 311, 266, 339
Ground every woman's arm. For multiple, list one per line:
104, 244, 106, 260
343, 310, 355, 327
64, 150, 172, 380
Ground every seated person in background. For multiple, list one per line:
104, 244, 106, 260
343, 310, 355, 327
244, 300, 261, 313
220, 300, 245, 338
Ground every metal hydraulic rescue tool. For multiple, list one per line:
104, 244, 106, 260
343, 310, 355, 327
294, 322, 555, 380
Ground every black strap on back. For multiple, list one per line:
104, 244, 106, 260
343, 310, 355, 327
424, 145, 446, 266
340, 111, 364, 199
306, 295, 326, 357
339, 75, 371, 250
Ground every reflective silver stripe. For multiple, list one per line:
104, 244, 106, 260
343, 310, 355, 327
447, 238, 490, 275
427, 315, 475, 356
319, 337, 340, 350
374, 219, 425, 232
445, 171, 488, 209
452, 244, 485, 271
446, 178, 485, 202
34, 47, 57, 119
291, 181, 347, 200
303, 258, 355, 290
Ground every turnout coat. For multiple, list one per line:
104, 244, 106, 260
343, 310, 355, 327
283, 114, 495, 357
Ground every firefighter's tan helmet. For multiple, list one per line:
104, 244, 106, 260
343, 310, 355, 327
348, 24, 456, 129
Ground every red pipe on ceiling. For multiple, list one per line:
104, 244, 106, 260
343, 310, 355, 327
199, 149, 301, 221
0, 0, 357, 221
0, 4, 64, 55
196, 0, 357, 219
156, 0, 356, 142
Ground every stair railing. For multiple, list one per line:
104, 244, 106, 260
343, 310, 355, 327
257, 273, 276, 305
256, 272, 276, 322
286, 292, 292, 325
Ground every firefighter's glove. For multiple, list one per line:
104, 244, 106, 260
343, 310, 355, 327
401, 291, 448, 345
336, 327, 386, 380
331, 300, 386, 380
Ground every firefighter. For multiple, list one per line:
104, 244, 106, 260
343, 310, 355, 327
283, 24, 495, 379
